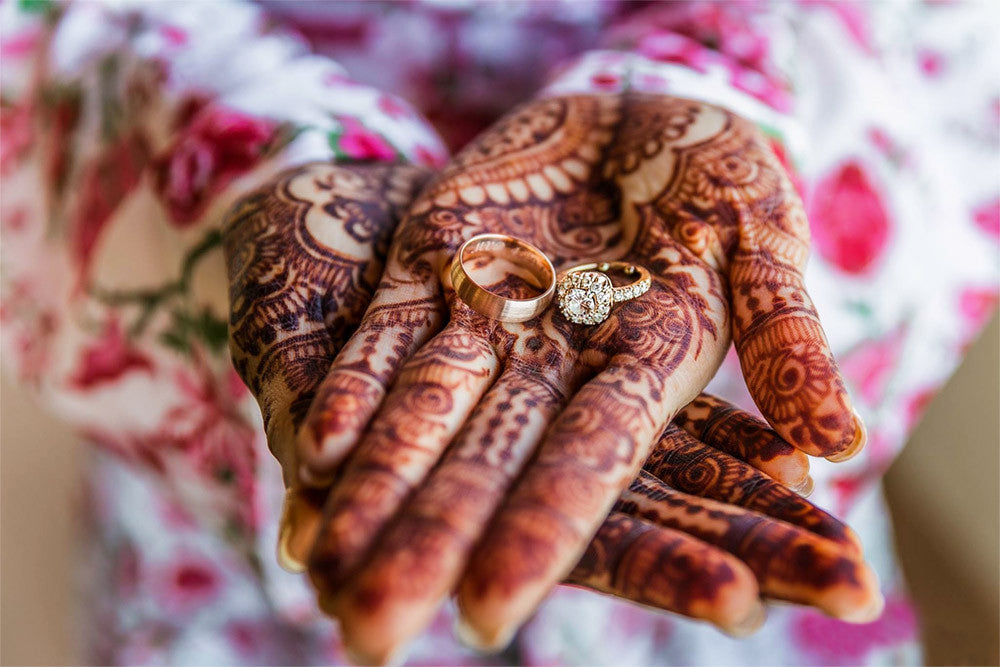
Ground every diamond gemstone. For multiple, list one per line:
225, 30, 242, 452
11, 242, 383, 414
557, 271, 613, 324
564, 288, 596, 317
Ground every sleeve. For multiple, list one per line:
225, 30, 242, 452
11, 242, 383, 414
0, 1, 446, 472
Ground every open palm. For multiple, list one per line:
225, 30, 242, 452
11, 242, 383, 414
292, 94, 866, 656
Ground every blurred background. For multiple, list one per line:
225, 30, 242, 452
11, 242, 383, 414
3, 316, 998, 665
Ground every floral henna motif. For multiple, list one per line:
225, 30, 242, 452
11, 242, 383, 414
643, 424, 860, 552
614, 472, 880, 621
564, 512, 765, 634
225, 162, 429, 479
674, 393, 811, 491
298, 93, 865, 659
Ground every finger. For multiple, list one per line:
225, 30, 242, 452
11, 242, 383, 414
674, 393, 811, 493
563, 513, 766, 637
329, 364, 570, 664
645, 424, 861, 553
618, 472, 883, 622
276, 487, 326, 573
297, 256, 445, 486
307, 324, 500, 598
227, 163, 428, 483
729, 213, 864, 459
455, 363, 671, 649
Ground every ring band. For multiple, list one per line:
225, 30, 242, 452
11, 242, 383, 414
557, 261, 651, 325
450, 234, 556, 323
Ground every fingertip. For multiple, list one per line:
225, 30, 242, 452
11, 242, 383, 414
825, 412, 867, 463
721, 600, 768, 638
791, 474, 815, 498
813, 558, 883, 623
454, 613, 516, 653
297, 461, 336, 488
277, 488, 323, 573
840, 589, 885, 625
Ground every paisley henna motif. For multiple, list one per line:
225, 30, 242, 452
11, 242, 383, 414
224, 93, 872, 663
614, 471, 879, 620
565, 512, 764, 635
644, 424, 859, 552
674, 393, 811, 491
225, 162, 429, 480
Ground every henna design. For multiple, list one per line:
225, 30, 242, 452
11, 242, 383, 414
565, 512, 763, 634
674, 393, 811, 490
294, 93, 865, 655
615, 471, 879, 619
308, 325, 500, 593
643, 423, 859, 552
327, 364, 570, 661
225, 162, 428, 478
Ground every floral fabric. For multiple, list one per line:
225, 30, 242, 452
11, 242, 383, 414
1, 1, 998, 665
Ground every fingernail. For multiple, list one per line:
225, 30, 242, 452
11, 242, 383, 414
276, 489, 321, 573
791, 475, 815, 497
842, 591, 885, 624
343, 643, 405, 667
725, 601, 768, 638
826, 412, 867, 463
298, 461, 336, 488
454, 615, 516, 653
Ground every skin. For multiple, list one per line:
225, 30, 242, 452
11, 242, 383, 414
224, 95, 875, 664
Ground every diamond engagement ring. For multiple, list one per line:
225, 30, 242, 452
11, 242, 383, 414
556, 261, 652, 325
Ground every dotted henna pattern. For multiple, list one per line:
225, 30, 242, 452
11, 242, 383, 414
224, 162, 428, 473
227, 94, 868, 659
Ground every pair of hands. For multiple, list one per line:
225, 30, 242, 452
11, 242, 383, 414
225, 93, 879, 664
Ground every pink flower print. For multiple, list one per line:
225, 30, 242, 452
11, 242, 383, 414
590, 71, 623, 92
69, 319, 154, 390
808, 160, 892, 275
729, 66, 792, 112
70, 131, 149, 277
0, 103, 34, 175
169, 368, 260, 528
792, 594, 918, 664
971, 197, 1000, 240
0, 25, 42, 58
839, 326, 907, 406
917, 48, 946, 77
957, 286, 999, 343
637, 32, 711, 74
159, 25, 188, 47
768, 137, 805, 198
333, 118, 397, 162
904, 386, 938, 431
154, 107, 277, 225
414, 144, 447, 169
377, 94, 411, 119
114, 541, 141, 599
805, 0, 875, 55
225, 620, 275, 659
157, 554, 222, 612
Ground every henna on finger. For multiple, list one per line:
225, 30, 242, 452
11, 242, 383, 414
455, 362, 684, 648
307, 324, 500, 598
644, 424, 861, 552
674, 393, 811, 492
225, 162, 429, 482
297, 243, 447, 486
327, 363, 572, 664
297, 93, 872, 653
617, 471, 882, 621
563, 512, 766, 637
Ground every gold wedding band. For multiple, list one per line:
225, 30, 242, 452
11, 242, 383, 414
557, 261, 652, 325
450, 234, 556, 323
